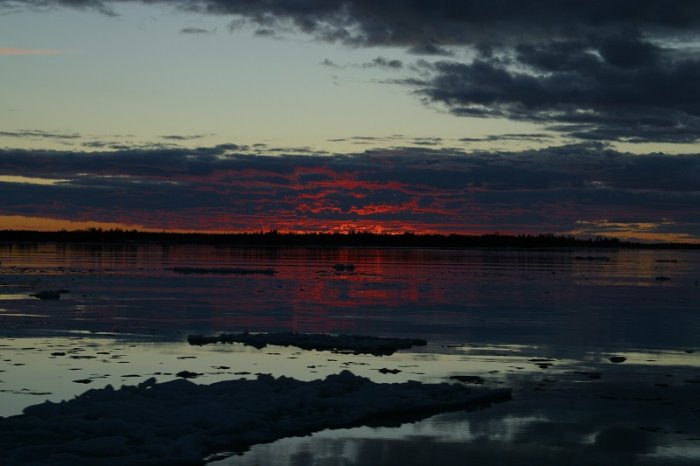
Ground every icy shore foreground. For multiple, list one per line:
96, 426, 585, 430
0, 371, 510, 466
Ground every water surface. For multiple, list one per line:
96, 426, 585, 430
1, 244, 698, 464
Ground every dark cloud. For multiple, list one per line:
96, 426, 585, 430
253, 27, 276, 37
1, 0, 118, 15
410, 137, 442, 146
328, 135, 443, 146
320, 58, 341, 68
4, 1, 700, 143
1, 143, 699, 240
0, 129, 81, 140
362, 57, 403, 69
409, 40, 700, 142
179, 27, 214, 34
81, 141, 135, 150
460, 133, 554, 143
327, 136, 391, 145
81, 140, 184, 151
160, 134, 209, 140
321, 57, 403, 71
407, 42, 453, 56
9, 1, 700, 45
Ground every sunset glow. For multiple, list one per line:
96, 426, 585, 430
1, 1, 700, 242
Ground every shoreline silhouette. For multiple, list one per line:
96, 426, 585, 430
0, 228, 697, 249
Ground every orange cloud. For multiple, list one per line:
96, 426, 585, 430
0, 215, 150, 232
0, 47, 68, 56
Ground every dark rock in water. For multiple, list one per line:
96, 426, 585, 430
655, 276, 671, 281
333, 263, 356, 272
378, 368, 401, 374
33, 290, 66, 300
609, 356, 627, 364
176, 370, 200, 379
73, 379, 92, 384
450, 375, 485, 385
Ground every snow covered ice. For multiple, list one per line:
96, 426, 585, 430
0, 371, 510, 465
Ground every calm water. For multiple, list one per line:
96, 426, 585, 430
1, 244, 699, 465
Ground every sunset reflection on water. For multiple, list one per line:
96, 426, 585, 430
1, 243, 699, 464
0, 244, 698, 349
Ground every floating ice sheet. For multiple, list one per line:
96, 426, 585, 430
188, 332, 428, 356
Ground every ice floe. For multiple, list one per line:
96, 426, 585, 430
0, 371, 510, 465
187, 332, 427, 356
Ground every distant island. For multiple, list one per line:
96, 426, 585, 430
0, 228, 698, 249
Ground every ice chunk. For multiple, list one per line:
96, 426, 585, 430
187, 332, 427, 356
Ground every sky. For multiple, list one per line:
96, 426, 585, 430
1, 1, 700, 242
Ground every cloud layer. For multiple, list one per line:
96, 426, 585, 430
11, 1, 698, 45
409, 35, 700, 143
1, 144, 699, 241
4, 0, 700, 144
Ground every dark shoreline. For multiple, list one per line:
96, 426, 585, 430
1, 229, 699, 249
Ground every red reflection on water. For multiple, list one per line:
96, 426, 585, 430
4, 245, 698, 341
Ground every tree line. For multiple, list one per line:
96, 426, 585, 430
0, 228, 696, 249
